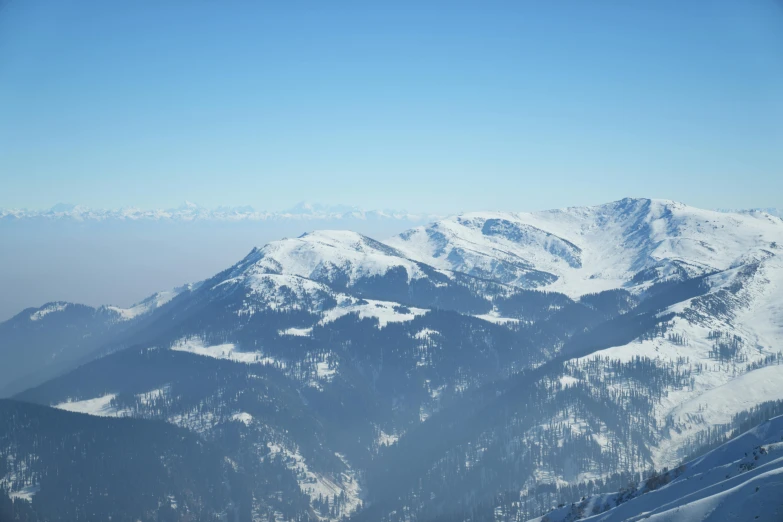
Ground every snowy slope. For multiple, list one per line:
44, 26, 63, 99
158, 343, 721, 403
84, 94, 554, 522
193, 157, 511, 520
386, 198, 783, 296
568, 249, 783, 469
532, 416, 783, 522
207, 264, 430, 326
403, 224, 783, 513
515, 249, 783, 493
215, 271, 340, 314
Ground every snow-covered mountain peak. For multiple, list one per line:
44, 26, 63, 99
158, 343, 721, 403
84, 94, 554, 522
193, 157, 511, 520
387, 199, 783, 297
294, 229, 403, 256
221, 229, 429, 293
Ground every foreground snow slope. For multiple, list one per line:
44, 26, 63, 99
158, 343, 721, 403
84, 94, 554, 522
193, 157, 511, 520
532, 415, 783, 522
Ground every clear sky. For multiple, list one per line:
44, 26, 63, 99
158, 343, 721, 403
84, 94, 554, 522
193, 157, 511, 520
1, 0, 781, 213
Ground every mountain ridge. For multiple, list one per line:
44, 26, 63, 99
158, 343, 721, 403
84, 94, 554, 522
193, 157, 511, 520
386, 198, 783, 297
3, 197, 783, 521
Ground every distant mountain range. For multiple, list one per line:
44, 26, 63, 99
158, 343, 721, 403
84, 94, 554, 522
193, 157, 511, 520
3, 198, 783, 521
718, 207, 782, 219
0, 201, 441, 222
2, 201, 779, 224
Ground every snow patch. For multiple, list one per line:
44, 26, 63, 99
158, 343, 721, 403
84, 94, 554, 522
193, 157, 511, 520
414, 328, 439, 340
559, 375, 580, 388
54, 394, 123, 417
378, 430, 399, 447
230, 412, 254, 426
320, 299, 427, 327
279, 326, 313, 337
474, 310, 520, 325
9, 484, 40, 502
137, 387, 168, 405
266, 443, 363, 516
170, 336, 282, 366
29, 303, 68, 321
315, 360, 337, 380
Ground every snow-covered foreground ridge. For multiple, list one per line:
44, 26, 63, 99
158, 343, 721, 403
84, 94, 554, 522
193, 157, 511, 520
531, 415, 783, 522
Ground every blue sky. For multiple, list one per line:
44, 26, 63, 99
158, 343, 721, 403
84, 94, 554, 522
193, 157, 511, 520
1, 0, 781, 213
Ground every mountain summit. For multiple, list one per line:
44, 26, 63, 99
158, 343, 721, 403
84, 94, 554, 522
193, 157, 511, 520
388, 198, 783, 295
